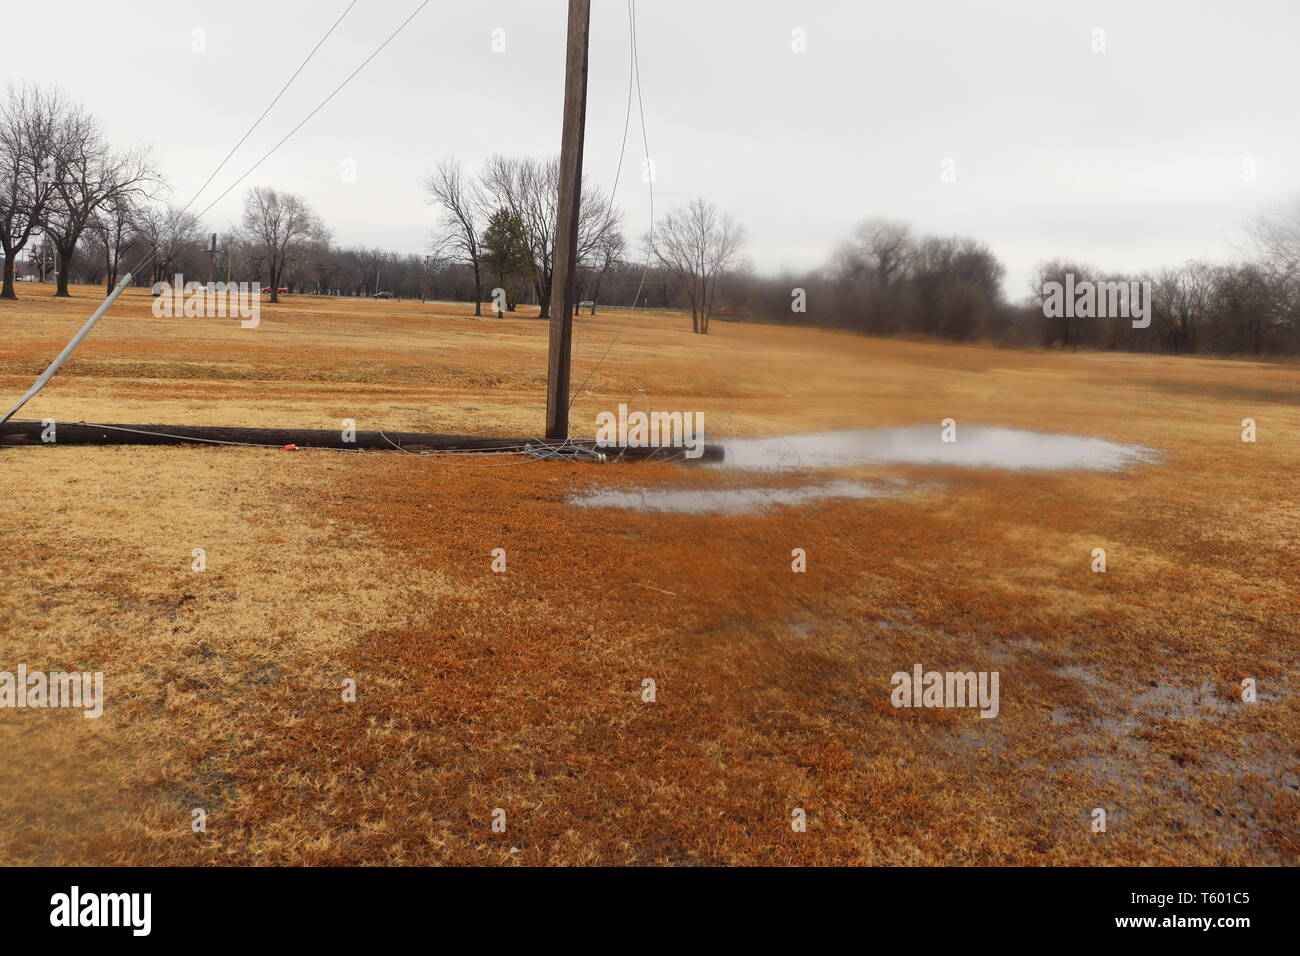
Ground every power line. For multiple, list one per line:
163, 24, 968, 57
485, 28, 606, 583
171, 0, 359, 231
130, 0, 431, 280
2, 0, 430, 426
1, 2, 363, 427
568, 0, 652, 410
603, 0, 636, 236
570, 0, 637, 390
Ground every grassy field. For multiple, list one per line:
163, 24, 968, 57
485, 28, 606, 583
1, 284, 1296, 865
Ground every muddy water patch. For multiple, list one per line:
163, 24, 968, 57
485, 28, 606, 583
718, 426, 1157, 472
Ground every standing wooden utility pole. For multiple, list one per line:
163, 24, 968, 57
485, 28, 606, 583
545, 0, 592, 440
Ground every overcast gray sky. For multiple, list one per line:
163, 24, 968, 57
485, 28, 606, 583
7, 0, 1299, 295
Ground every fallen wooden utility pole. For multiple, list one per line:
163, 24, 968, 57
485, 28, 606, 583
0, 420, 723, 462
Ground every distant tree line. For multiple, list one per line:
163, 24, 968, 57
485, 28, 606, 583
733, 206, 1300, 357
10, 79, 1297, 356
0, 81, 742, 333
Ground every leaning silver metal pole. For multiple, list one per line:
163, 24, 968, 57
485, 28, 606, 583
0, 273, 134, 426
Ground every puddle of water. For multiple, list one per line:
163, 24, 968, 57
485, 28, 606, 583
1127, 681, 1238, 722
566, 478, 902, 515
717, 426, 1157, 472
567, 427, 1155, 514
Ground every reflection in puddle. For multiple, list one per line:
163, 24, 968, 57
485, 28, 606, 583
718, 426, 1157, 472
567, 479, 904, 515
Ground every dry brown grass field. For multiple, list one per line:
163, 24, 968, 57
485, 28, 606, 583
1, 284, 1296, 865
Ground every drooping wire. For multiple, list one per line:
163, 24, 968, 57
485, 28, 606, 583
605, 0, 636, 225
127, 0, 432, 281
569, 0, 636, 392
567, 0, 653, 413
169, 0, 359, 232
0, 1, 368, 426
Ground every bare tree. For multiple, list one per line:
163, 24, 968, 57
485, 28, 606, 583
581, 229, 625, 315
1210, 262, 1277, 356
1247, 196, 1300, 333
136, 202, 205, 286
1249, 197, 1300, 286
481, 154, 620, 319
239, 186, 326, 303
89, 191, 141, 294
45, 104, 157, 296
482, 156, 554, 317
0, 82, 68, 299
647, 197, 745, 334
832, 218, 915, 288
340, 245, 387, 297
1030, 258, 1094, 350
424, 157, 484, 315
904, 236, 1003, 340
305, 239, 338, 294
1151, 261, 1215, 355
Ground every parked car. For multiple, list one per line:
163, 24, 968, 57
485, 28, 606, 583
372, 291, 393, 299
579, 300, 594, 308
261, 286, 289, 294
